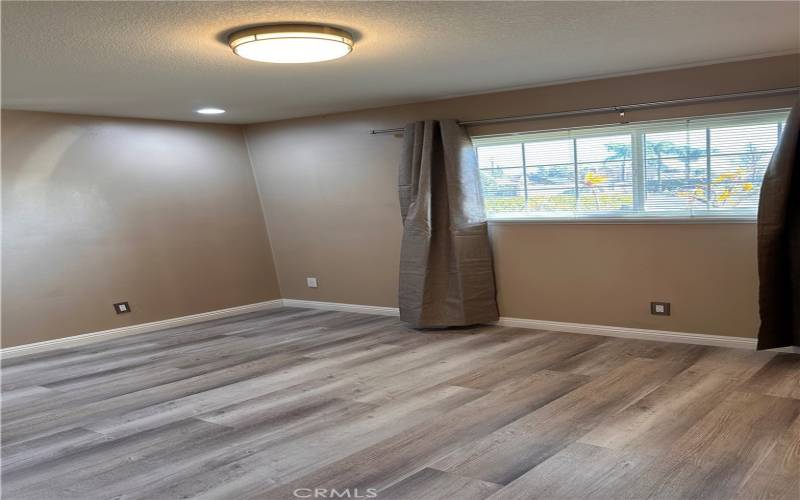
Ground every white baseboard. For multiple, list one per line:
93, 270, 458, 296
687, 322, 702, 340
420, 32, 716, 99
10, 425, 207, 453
281, 299, 400, 317
496, 316, 757, 350
1, 299, 284, 359
283, 299, 758, 350
5, 298, 786, 358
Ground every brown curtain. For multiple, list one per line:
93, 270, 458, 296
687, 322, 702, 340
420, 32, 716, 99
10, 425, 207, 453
398, 119, 499, 328
757, 99, 800, 350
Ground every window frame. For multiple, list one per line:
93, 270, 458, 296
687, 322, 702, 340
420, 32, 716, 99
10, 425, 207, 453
473, 109, 789, 224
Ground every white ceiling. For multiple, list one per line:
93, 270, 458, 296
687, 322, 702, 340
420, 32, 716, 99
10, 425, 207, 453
2, 1, 798, 124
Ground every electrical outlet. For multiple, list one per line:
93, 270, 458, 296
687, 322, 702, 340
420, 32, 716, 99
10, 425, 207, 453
650, 302, 670, 316
306, 277, 319, 288
113, 301, 131, 314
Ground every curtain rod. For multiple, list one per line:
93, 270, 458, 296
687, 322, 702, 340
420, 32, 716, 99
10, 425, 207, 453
369, 86, 800, 135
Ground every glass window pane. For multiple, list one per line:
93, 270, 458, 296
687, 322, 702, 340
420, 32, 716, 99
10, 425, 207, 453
643, 129, 709, 212
576, 134, 631, 164
477, 144, 522, 169
644, 158, 709, 212
709, 157, 762, 211
525, 163, 575, 190
524, 139, 573, 166
480, 167, 525, 215
527, 162, 576, 213
710, 123, 780, 156
644, 129, 706, 161
576, 162, 634, 213
526, 190, 577, 213
574, 134, 633, 214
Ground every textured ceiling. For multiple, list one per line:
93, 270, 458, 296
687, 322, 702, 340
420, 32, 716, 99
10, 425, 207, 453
2, 1, 798, 124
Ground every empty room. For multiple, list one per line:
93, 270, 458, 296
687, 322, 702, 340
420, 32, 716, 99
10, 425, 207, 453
2, 1, 800, 499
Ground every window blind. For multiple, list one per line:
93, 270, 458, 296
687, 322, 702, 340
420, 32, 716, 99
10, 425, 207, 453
473, 110, 788, 220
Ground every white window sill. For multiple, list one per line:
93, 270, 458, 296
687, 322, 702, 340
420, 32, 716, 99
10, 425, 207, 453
487, 216, 757, 224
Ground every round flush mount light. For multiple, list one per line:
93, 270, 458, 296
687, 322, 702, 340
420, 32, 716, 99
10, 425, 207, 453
228, 24, 353, 63
196, 107, 226, 115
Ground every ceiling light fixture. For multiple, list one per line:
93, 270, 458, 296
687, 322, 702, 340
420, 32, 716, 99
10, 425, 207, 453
196, 107, 226, 115
228, 24, 353, 63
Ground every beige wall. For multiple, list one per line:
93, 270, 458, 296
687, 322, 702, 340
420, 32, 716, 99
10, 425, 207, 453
244, 54, 800, 339
3, 55, 797, 347
2, 111, 281, 347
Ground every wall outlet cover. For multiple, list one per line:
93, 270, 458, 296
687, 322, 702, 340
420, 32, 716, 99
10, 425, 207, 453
306, 277, 319, 288
113, 301, 131, 314
650, 302, 671, 316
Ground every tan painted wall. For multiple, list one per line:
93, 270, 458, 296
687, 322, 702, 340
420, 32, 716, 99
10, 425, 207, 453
244, 54, 800, 338
2, 111, 281, 347
3, 55, 797, 346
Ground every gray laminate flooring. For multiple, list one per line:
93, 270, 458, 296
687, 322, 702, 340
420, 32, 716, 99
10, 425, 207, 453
2, 307, 798, 499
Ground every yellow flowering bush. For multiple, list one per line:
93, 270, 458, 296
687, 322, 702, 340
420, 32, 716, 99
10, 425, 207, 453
677, 166, 757, 207
583, 172, 608, 187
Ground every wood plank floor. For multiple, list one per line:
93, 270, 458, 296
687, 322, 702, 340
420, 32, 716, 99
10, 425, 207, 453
2, 307, 799, 499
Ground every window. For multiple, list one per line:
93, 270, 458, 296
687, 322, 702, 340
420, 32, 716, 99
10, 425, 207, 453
474, 110, 788, 220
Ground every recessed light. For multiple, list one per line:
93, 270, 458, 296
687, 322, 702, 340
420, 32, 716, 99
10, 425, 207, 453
196, 108, 226, 115
228, 24, 353, 63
